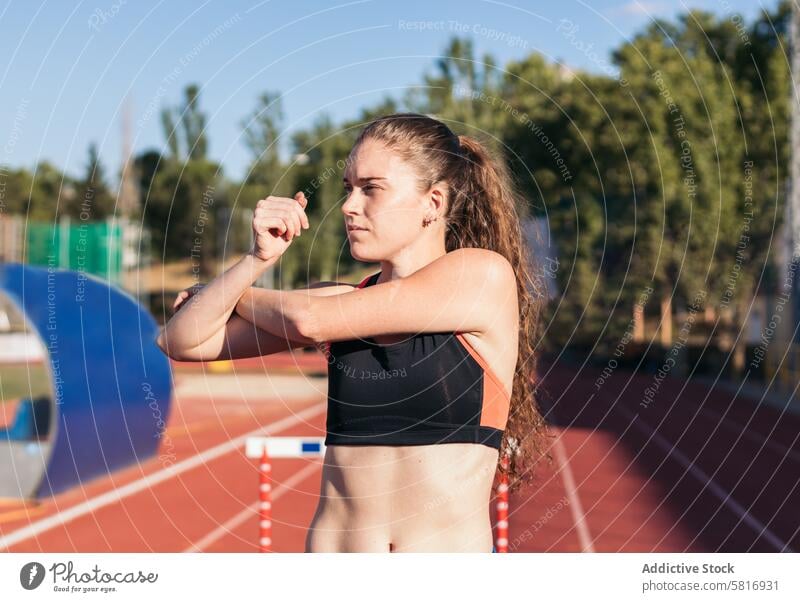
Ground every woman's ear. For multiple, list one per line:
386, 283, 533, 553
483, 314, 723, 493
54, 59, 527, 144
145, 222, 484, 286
428, 180, 448, 217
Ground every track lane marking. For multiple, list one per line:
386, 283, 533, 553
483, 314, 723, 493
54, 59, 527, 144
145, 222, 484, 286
552, 431, 596, 552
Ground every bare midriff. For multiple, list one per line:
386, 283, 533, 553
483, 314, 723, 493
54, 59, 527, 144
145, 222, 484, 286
305, 442, 499, 552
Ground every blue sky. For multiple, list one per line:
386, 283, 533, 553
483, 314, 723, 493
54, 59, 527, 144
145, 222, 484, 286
0, 0, 772, 185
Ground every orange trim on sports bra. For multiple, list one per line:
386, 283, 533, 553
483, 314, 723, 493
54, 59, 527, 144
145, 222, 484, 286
454, 332, 512, 431
454, 332, 512, 400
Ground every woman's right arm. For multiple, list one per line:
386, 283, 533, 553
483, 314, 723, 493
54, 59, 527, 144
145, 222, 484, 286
157, 280, 355, 361
156, 191, 315, 361
155, 251, 277, 360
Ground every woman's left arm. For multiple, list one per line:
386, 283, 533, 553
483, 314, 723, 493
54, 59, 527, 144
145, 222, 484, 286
234, 248, 517, 345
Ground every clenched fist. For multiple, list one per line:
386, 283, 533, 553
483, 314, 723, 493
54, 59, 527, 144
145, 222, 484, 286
249, 192, 310, 262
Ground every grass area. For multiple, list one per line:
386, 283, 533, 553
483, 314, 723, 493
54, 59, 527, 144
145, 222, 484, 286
0, 363, 50, 403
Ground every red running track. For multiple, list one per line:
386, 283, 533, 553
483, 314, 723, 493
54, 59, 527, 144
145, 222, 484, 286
0, 356, 797, 552
505, 360, 799, 552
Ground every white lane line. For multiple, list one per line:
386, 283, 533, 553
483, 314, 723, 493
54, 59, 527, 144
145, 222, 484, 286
0, 402, 327, 550
552, 430, 596, 552
184, 461, 322, 552
616, 405, 793, 552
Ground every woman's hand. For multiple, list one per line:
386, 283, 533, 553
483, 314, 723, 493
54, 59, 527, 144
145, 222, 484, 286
172, 283, 205, 313
249, 192, 310, 262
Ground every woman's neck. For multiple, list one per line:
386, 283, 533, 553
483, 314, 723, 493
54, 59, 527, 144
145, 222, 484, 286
377, 242, 447, 283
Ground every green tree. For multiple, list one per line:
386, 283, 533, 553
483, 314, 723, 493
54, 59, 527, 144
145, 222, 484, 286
65, 142, 115, 220
406, 36, 508, 155
607, 10, 758, 361
240, 91, 284, 188
234, 91, 288, 259
1, 167, 34, 215
28, 161, 73, 221
278, 113, 351, 287
148, 84, 226, 276
160, 83, 208, 161
148, 158, 223, 276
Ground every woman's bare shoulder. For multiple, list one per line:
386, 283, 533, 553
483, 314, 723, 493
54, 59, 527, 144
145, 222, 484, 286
432, 248, 516, 298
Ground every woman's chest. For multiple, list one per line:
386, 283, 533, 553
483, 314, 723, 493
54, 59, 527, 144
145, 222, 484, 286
326, 332, 480, 392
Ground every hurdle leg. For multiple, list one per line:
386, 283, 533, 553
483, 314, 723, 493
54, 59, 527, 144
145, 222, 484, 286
495, 455, 509, 552
258, 446, 272, 552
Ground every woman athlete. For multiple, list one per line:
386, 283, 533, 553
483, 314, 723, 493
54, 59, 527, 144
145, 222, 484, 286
157, 113, 549, 553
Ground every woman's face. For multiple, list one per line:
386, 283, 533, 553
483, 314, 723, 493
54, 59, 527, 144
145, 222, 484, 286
341, 138, 432, 262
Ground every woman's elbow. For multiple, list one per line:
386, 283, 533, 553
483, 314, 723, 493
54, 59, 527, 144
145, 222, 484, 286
155, 327, 184, 360
290, 306, 321, 345
155, 327, 167, 353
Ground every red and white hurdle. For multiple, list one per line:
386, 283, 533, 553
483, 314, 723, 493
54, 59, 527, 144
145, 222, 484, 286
257, 447, 272, 552
246, 436, 327, 553
494, 454, 510, 553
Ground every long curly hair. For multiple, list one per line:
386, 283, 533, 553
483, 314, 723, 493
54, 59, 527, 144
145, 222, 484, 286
351, 112, 554, 492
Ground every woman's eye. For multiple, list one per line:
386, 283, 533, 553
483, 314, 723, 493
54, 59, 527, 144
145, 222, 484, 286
344, 185, 375, 194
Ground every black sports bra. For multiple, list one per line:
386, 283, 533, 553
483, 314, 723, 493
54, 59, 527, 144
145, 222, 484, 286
321, 272, 511, 450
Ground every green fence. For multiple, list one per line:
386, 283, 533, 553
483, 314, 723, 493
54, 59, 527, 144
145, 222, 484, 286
26, 218, 123, 284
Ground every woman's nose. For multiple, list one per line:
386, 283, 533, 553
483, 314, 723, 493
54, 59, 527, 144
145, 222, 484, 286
341, 192, 361, 216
